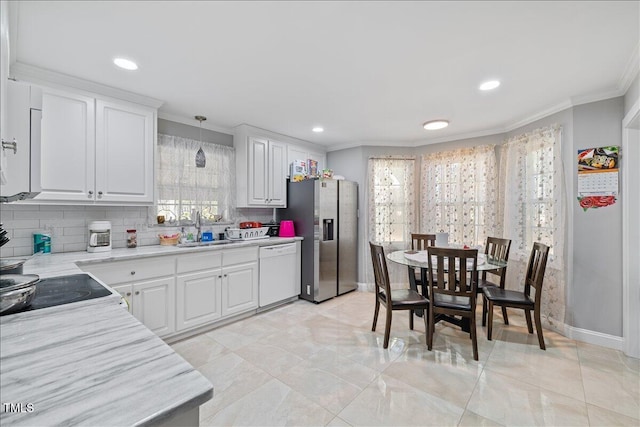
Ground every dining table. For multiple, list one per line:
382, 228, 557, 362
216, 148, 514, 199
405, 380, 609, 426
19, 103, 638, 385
387, 249, 508, 330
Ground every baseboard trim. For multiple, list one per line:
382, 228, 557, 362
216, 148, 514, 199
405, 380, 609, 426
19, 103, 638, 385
562, 324, 624, 351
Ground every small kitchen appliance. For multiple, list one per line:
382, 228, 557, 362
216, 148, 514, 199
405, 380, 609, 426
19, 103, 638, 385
278, 220, 296, 237
87, 221, 111, 253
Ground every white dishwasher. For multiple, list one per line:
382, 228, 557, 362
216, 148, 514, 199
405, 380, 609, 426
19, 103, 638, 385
259, 243, 298, 307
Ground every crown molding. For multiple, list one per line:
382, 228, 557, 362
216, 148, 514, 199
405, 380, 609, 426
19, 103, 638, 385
619, 41, 640, 94
157, 112, 234, 135
10, 62, 164, 108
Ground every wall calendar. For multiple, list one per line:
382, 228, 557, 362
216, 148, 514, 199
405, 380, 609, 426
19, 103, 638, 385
577, 146, 619, 211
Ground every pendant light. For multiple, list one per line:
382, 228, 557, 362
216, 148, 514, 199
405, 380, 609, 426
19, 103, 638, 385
195, 115, 207, 168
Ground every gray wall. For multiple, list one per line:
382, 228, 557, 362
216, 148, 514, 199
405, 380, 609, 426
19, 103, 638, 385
570, 97, 624, 336
330, 96, 627, 338
158, 119, 233, 146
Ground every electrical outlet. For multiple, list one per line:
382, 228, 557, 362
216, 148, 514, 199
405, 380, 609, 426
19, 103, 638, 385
306, 284, 311, 295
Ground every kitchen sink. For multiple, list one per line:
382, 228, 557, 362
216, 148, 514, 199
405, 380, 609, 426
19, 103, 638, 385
177, 240, 233, 248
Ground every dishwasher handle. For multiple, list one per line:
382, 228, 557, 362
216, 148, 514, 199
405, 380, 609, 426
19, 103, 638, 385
260, 243, 297, 258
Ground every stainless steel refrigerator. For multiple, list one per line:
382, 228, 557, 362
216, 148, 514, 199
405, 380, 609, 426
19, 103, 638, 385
278, 179, 358, 303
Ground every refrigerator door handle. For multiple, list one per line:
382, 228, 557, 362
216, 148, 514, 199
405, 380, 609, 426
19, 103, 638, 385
323, 219, 334, 241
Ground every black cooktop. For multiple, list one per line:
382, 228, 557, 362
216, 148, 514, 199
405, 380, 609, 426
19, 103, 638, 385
4, 273, 112, 314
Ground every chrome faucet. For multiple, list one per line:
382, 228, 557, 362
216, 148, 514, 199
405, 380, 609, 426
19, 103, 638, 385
195, 210, 202, 242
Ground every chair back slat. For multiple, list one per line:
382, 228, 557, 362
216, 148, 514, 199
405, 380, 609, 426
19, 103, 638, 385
427, 247, 478, 299
524, 242, 550, 304
483, 237, 512, 282
411, 233, 436, 250
370, 242, 392, 301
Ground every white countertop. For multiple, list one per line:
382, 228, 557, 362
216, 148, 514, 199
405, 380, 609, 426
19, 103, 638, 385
0, 237, 301, 425
19, 236, 302, 278
0, 301, 213, 426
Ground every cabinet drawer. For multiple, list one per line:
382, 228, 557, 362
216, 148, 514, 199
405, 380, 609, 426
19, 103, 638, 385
176, 251, 223, 274
223, 247, 258, 266
81, 256, 175, 285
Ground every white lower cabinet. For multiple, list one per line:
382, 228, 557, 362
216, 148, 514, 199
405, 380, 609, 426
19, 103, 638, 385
111, 277, 176, 338
82, 244, 276, 338
176, 270, 222, 331
222, 262, 258, 316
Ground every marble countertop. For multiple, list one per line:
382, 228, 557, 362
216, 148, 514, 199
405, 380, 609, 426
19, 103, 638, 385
18, 236, 302, 278
0, 236, 302, 425
0, 301, 213, 426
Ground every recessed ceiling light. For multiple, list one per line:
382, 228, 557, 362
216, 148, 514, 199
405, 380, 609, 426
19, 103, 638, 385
423, 120, 449, 130
479, 80, 500, 91
312, 127, 324, 133
113, 57, 138, 71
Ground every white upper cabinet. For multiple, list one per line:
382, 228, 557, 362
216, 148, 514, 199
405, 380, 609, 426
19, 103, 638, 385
95, 100, 154, 203
286, 145, 326, 178
34, 86, 155, 204
236, 126, 287, 207
38, 88, 96, 201
235, 124, 326, 208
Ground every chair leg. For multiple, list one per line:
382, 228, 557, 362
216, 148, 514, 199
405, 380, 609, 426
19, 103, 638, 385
525, 309, 534, 334
482, 295, 487, 326
372, 298, 380, 331
409, 310, 414, 330
534, 309, 546, 350
427, 309, 434, 350
383, 308, 392, 349
501, 307, 509, 325
422, 309, 429, 346
470, 313, 478, 361
487, 301, 494, 341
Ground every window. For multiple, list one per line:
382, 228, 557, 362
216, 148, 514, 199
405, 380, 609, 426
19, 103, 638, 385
500, 125, 562, 258
156, 134, 235, 224
499, 125, 565, 329
368, 157, 416, 247
421, 145, 498, 247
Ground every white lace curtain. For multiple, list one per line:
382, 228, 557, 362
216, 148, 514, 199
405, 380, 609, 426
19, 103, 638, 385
156, 134, 236, 223
499, 125, 565, 330
367, 156, 416, 285
421, 145, 499, 246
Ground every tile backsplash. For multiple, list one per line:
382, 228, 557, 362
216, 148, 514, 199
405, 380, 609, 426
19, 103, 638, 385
0, 205, 274, 257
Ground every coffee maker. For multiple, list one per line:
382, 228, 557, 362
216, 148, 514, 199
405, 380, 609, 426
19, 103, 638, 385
87, 221, 111, 253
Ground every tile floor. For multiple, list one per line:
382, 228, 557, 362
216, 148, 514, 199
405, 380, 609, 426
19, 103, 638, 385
170, 291, 640, 426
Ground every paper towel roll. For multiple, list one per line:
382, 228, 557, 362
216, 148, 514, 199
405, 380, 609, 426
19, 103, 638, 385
435, 232, 449, 247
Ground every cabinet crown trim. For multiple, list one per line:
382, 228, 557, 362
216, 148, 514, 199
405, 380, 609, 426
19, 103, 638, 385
11, 62, 164, 109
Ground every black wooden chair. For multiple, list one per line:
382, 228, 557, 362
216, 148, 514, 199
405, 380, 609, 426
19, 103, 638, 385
483, 242, 550, 350
478, 237, 512, 326
408, 233, 436, 293
370, 242, 430, 349
426, 247, 479, 360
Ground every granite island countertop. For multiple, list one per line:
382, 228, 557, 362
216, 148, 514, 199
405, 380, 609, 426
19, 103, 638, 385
0, 300, 213, 426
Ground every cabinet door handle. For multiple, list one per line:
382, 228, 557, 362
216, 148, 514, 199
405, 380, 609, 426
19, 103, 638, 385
1, 138, 17, 154
88, 191, 93, 198
126, 292, 132, 296
97, 191, 103, 198
135, 291, 140, 295
218, 275, 222, 278
224, 274, 228, 277
130, 271, 136, 275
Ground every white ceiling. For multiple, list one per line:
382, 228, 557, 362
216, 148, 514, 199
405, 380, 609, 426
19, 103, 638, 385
9, 1, 640, 150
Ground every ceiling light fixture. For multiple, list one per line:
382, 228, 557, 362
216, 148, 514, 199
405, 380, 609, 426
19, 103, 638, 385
479, 80, 500, 91
195, 115, 207, 168
113, 57, 138, 71
312, 127, 324, 133
423, 120, 449, 130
